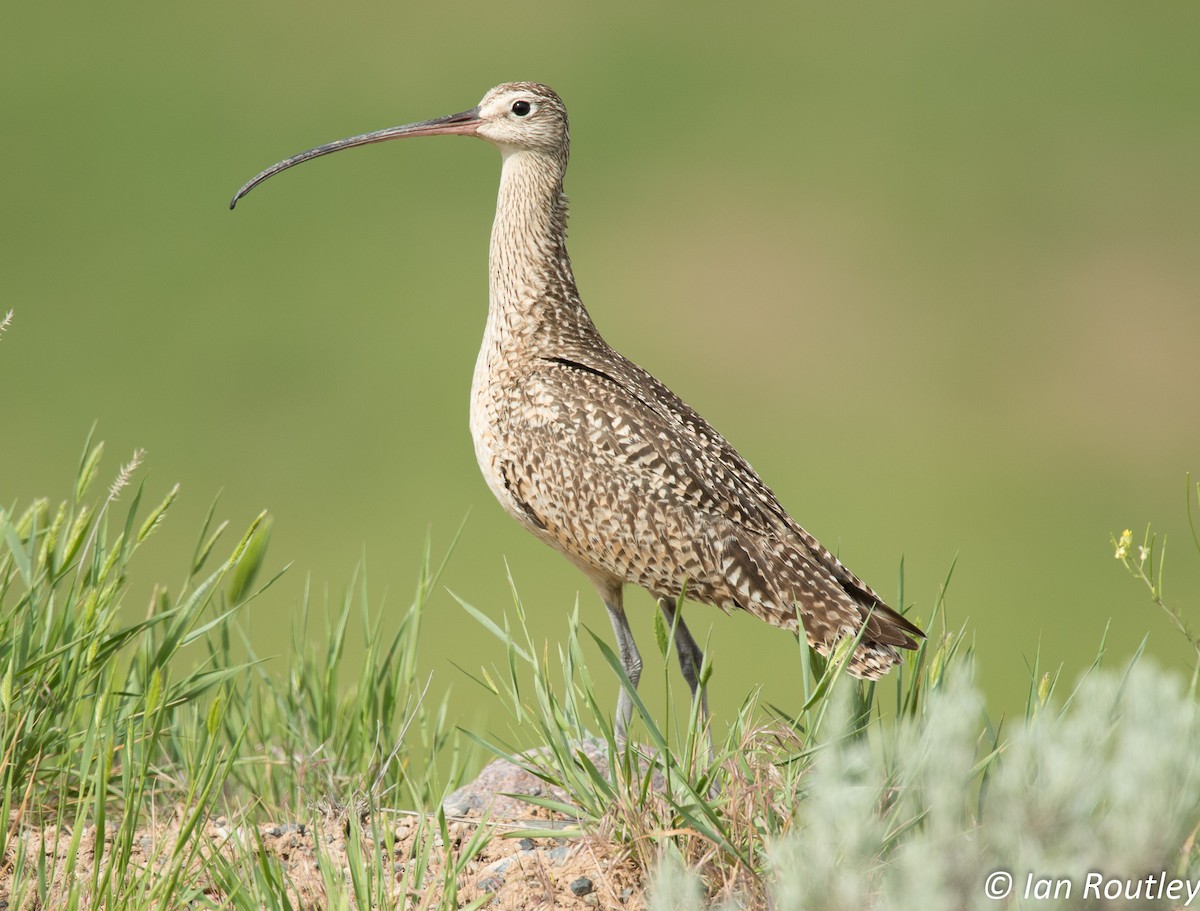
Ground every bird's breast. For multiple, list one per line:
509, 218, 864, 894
468, 313, 549, 534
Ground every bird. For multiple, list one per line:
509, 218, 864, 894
231, 82, 925, 744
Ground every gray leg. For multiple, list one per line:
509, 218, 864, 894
658, 597, 711, 734
597, 581, 641, 743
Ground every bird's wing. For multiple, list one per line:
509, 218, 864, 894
539, 344, 902, 599
500, 348, 922, 654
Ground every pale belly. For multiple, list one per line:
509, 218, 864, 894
469, 342, 544, 539
469, 343, 509, 508
468, 404, 513, 519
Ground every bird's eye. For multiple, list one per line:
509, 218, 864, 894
511, 100, 532, 117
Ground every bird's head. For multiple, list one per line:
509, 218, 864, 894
474, 82, 569, 161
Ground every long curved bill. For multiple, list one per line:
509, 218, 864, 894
230, 106, 482, 209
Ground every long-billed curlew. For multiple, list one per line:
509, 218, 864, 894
232, 82, 924, 741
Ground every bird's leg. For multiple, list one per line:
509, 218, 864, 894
598, 581, 641, 745
658, 597, 713, 759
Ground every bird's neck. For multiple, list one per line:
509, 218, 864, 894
486, 149, 597, 349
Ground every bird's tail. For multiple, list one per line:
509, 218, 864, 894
723, 532, 923, 679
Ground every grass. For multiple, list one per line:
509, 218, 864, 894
0, 433, 473, 909
2, 439, 1199, 909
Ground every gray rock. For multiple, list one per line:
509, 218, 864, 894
440, 737, 610, 819
477, 874, 504, 893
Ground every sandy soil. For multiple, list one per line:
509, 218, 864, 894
0, 753, 650, 910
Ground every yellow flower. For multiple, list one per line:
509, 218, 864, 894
1114, 528, 1133, 560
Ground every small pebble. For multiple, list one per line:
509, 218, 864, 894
481, 855, 517, 877
394, 824, 412, 841
477, 874, 504, 893
518, 837, 535, 851
569, 876, 594, 897
544, 845, 571, 862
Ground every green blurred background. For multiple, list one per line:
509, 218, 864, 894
3, 1, 1198, 737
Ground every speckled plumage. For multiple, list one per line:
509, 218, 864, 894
466, 84, 923, 693
232, 81, 924, 739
